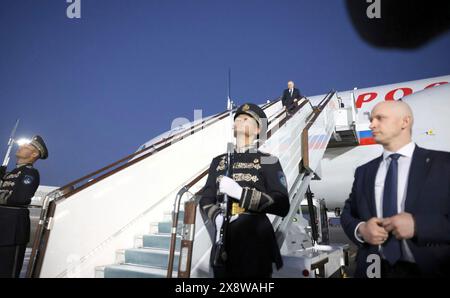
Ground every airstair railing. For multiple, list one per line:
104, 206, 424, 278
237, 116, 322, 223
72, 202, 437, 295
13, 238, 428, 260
301, 91, 336, 173
53, 99, 280, 203
273, 90, 336, 245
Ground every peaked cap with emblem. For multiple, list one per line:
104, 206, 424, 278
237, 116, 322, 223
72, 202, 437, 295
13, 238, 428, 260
29, 135, 48, 160
234, 103, 267, 128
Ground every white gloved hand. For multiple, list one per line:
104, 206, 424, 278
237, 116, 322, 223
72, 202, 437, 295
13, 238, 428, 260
219, 176, 243, 200
215, 214, 224, 243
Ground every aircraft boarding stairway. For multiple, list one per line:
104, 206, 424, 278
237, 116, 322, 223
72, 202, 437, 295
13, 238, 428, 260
26, 90, 357, 278
328, 91, 359, 148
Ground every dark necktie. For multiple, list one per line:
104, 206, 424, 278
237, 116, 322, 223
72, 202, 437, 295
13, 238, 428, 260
382, 153, 402, 265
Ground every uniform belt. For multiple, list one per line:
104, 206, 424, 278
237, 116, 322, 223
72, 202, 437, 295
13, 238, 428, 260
231, 202, 245, 216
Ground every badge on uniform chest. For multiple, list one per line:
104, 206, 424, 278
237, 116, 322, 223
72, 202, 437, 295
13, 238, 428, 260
216, 156, 261, 171
22, 175, 34, 185
216, 173, 259, 184
215, 155, 262, 185
5, 171, 21, 180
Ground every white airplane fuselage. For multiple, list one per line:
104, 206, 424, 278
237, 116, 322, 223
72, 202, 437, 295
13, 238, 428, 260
310, 75, 450, 210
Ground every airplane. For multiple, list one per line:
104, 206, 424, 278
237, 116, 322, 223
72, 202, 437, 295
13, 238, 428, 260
309, 74, 450, 211
135, 74, 450, 212
16, 74, 450, 278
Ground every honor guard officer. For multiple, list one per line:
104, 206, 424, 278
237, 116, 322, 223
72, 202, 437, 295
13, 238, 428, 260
0, 135, 48, 277
199, 103, 290, 278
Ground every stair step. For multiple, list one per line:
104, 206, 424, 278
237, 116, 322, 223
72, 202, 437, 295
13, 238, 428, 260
143, 234, 181, 250
158, 221, 182, 234
124, 248, 179, 270
103, 264, 173, 278
163, 210, 185, 222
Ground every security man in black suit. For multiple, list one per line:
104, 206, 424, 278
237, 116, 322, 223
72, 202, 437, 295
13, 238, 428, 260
0, 135, 48, 277
341, 101, 450, 277
281, 80, 304, 113
199, 103, 290, 278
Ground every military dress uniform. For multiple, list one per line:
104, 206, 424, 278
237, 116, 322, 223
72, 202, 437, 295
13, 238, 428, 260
0, 135, 47, 277
199, 103, 290, 278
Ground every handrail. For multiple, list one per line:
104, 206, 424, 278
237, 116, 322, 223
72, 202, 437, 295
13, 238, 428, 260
267, 99, 310, 138
57, 111, 228, 201
269, 91, 335, 240
166, 186, 190, 278
301, 91, 336, 173
167, 94, 326, 277
316, 90, 334, 110
27, 98, 280, 278
56, 99, 279, 202
273, 91, 337, 247
26, 188, 63, 277
273, 90, 336, 248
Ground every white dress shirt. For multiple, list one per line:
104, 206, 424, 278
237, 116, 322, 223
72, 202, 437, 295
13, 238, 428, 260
354, 142, 416, 263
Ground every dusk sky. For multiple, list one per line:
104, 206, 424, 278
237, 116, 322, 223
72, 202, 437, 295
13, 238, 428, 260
1, 0, 449, 186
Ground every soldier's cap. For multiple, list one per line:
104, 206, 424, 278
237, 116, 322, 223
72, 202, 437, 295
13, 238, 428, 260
29, 135, 48, 160
234, 103, 267, 128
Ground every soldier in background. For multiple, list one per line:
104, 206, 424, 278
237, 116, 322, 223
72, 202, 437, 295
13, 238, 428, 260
0, 135, 48, 277
199, 103, 290, 278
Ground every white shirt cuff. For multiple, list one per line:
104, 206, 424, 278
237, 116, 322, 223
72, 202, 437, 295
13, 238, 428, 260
354, 222, 365, 243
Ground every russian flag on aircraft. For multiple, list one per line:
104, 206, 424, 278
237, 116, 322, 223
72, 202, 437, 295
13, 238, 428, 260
358, 130, 376, 145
